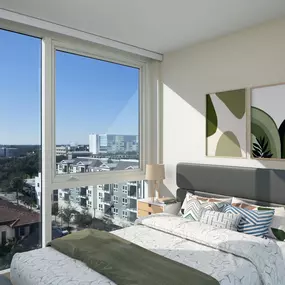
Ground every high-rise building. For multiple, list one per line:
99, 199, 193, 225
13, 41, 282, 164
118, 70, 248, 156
89, 134, 138, 154
0, 147, 19, 158
89, 134, 98, 154
0, 147, 5, 157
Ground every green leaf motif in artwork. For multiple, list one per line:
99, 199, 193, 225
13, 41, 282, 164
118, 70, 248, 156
251, 107, 281, 159
215, 131, 242, 157
216, 89, 245, 119
206, 95, 217, 137
271, 228, 285, 241
278, 120, 285, 159
252, 137, 273, 158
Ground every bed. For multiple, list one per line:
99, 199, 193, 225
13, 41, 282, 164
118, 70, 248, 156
10, 163, 285, 285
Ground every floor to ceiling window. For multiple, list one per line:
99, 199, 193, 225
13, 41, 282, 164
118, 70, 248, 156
0, 29, 42, 270
0, 20, 156, 270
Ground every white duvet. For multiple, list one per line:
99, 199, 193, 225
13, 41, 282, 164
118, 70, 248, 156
10, 214, 285, 285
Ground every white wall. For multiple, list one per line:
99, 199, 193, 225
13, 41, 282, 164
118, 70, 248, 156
161, 17, 285, 196
0, 226, 15, 244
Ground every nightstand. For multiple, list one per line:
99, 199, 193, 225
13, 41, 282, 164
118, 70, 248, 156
137, 198, 181, 217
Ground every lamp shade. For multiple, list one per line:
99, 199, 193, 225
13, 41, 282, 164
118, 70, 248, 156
145, 164, 165, 181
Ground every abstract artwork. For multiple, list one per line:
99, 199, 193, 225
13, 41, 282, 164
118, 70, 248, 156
206, 89, 246, 157
251, 83, 285, 159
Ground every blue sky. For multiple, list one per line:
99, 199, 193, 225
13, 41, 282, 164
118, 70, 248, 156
0, 29, 139, 145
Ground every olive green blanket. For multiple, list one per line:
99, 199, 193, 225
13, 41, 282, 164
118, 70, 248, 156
48, 229, 219, 285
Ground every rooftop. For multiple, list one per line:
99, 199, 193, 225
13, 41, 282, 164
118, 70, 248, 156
114, 160, 139, 171
0, 199, 40, 227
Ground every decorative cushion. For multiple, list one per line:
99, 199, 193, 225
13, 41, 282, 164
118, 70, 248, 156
200, 209, 242, 231
231, 197, 257, 210
180, 192, 231, 215
231, 197, 285, 240
192, 195, 233, 204
183, 197, 227, 221
224, 205, 275, 237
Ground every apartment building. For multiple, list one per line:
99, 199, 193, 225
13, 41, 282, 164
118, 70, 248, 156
57, 158, 141, 225
96, 180, 143, 224
56, 146, 68, 156
57, 157, 103, 174
26, 173, 58, 209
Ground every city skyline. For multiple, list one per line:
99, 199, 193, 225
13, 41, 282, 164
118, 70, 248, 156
0, 132, 138, 147
0, 29, 139, 145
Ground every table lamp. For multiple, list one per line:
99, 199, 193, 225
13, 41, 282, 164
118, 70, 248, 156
145, 164, 165, 201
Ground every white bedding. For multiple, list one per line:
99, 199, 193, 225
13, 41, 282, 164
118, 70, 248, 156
10, 215, 285, 285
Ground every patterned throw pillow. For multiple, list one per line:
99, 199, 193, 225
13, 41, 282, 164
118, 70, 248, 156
232, 197, 285, 241
192, 195, 233, 204
180, 192, 231, 215
200, 209, 242, 231
224, 205, 275, 237
183, 197, 227, 221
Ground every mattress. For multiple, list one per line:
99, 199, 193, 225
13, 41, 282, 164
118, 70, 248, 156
10, 215, 285, 285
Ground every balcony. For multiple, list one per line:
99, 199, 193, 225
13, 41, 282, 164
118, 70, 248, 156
129, 212, 137, 223
103, 184, 111, 192
104, 204, 113, 217
80, 198, 87, 208
128, 185, 137, 199
103, 193, 112, 204
63, 193, 70, 201
127, 199, 137, 211
80, 187, 87, 197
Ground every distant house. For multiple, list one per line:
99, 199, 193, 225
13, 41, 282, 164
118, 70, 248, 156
0, 199, 40, 246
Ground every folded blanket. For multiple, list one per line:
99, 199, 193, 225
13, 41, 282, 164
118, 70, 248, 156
48, 229, 219, 285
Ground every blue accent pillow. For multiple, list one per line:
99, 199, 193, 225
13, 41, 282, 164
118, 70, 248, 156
224, 205, 275, 237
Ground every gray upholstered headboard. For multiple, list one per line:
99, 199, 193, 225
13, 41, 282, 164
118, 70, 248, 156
176, 163, 285, 207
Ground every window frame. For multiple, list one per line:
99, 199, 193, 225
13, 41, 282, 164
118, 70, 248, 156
45, 39, 149, 190
113, 195, 119, 204
113, 207, 119, 215
122, 210, 128, 219
98, 203, 103, 212
122, 197, 128, 205
0, 19, 159, 253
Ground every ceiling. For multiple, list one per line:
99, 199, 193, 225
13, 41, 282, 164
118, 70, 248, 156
1, 0, 285, 54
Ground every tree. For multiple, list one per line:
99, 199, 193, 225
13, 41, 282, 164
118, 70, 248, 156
10, 177, 24, 205
58, 205, 78, 229
21, 196, 36, 210
74, 209, 92, 228
52, 203, 59, 222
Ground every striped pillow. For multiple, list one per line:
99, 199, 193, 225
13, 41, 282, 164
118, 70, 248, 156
231, 197, 285, 241
183, 198, 226, 221
224, 205, 275, 237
